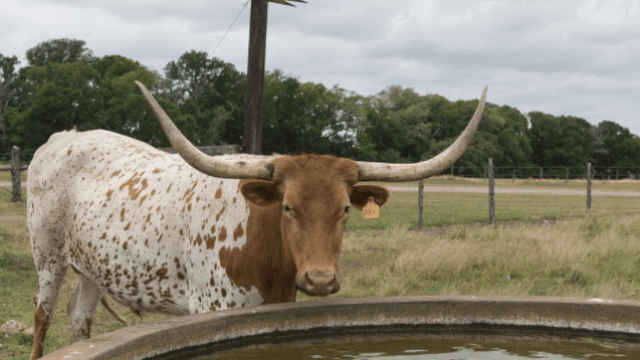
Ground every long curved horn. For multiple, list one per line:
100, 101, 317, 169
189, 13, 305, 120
357, 87, 488, 182
135, 81, 274, 180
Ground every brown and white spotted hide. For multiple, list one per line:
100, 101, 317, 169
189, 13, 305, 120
27, 129, 389, 359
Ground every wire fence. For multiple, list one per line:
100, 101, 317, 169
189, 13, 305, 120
3, 149, 640, 229
0, 150, 36, 165
3, 150, 640, 181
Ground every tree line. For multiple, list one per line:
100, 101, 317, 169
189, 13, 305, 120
1, 39, 639, 175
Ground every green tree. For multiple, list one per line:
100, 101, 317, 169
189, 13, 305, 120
593, 120, 640, 168
3, 41, 185, 150
528, 111, 596, 168
261, 71, 343, 155
4, 62, 97, 149
0, 53, 20, 149
163, 51, 245, 146
26, 38, 95, 67
88, 55, 184, 146
485, 105, 532, 168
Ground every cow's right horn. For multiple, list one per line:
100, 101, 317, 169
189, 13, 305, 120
136, 81, 274, 180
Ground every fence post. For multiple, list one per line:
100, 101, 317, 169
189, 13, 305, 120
586, 163, 592, 217
451, 164, 454, 177
11, 146, 22, 203
488, 158, 495, 224
418, 179, 424, 230
566, 168, 569, 182
540, 168, 543, 180
512, 169, 515, 183
616, 169, 618, 180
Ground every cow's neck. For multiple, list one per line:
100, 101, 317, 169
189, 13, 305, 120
218, 202, 297, 304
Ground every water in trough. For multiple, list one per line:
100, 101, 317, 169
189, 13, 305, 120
178, 328, 640, 360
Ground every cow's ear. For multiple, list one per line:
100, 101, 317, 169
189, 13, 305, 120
350, 185, 390, 210
240, 180, 281, 207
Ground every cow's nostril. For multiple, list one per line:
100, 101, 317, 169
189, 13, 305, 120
305, 271, 314, 285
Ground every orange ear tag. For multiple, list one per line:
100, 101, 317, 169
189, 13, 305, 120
362, 196, 379, 219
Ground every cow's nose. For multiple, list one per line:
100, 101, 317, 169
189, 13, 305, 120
295, 270, 340, 296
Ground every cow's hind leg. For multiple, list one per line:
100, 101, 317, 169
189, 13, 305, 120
67, 272, 103, 341
31, 262, 66, 360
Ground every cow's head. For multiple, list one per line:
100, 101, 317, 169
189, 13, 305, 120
239, 156, 389, 296
135, 81, 487, 297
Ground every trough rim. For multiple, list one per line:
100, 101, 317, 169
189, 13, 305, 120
41, 295, 640, 360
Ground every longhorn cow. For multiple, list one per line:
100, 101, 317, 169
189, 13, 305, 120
28, 81, 487, 359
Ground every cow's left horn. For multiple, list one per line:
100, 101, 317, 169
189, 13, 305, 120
135, 81, 274, 180
356, 87, 488, 182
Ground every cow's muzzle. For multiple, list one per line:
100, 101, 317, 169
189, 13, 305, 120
295, 270, 340, 296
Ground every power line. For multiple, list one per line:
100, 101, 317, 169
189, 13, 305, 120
210, 1, 250, 57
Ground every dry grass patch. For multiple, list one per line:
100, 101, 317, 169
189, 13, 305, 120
321, 215, 640, 300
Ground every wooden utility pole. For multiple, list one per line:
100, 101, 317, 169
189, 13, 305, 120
244, 0, 307, 155
244, 0, 269, 155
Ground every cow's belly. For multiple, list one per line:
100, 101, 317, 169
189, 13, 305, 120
67, 243, 265, 316
66, 229, 192, 315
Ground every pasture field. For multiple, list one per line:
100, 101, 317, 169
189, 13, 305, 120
308, 214, 640, 301
371, 175, 640, 192
1, 186, 640, 358
347, 190, 640, 229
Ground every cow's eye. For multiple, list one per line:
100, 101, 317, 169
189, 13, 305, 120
283, 204, 294, 218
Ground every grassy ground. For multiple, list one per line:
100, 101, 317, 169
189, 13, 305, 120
346, 190, 640, 230
1, 184, 640, 359
371, 175, 640, 191
316, 215, 640, 300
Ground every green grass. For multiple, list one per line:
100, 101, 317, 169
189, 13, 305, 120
346, 191, 640, 230
2, 184, 640, 359
370, 175, 640, 192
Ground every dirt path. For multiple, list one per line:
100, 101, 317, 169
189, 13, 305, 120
2, 181, 638, 197
0, 181, 22, 191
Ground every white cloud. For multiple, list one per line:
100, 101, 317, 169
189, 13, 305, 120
1, 0, 640, 135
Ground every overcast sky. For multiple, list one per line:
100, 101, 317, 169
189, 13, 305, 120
2, 0, 640, 135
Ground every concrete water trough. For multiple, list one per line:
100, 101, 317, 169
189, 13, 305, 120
41, 296, 640, 359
